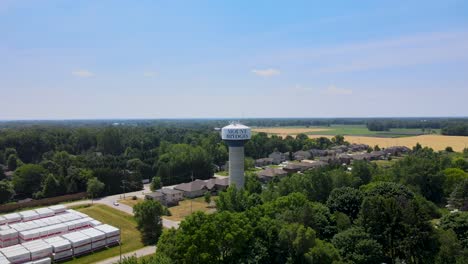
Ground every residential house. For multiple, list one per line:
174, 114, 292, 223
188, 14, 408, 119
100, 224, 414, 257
145, 188, 184, 206
293, 150, 312, 161
283, 161, 327, 173
308, 149, 327, 158
348, 144, 370, 152
255, 158, 274, 167
204, 178, 229, 194
256, 168, 288, 183
368, 151, 386, 160
383, 146, 410, 156
174, 180, 209, 198
350, 153, 372, 161
268, 151, 287, 164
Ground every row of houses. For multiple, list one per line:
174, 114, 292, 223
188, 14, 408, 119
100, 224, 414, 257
255, 145, 411, 183
145, 178, 229, 206
255, 145, 410, 167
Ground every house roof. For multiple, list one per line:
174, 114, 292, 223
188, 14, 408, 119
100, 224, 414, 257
174, 180, 207, 192
159, 188, 183, 195
257, 168, 287, 178
146, 192, 163, 198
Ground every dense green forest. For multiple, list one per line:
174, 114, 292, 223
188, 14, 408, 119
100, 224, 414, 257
124, 146, 468, 264
0, 123, 343, 203
1, 120, 468, 263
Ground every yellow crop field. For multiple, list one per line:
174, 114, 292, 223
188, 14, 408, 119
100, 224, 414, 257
302, 135, 467, 152
341, 135, 468, 152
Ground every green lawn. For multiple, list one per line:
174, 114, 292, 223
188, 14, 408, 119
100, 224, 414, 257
303, 125, 438, 137
63, 204, 144, 264
216, 171, 229, 176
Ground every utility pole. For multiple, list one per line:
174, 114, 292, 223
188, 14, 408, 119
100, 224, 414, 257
121, 180, 126, 199
191, 171, 194, 214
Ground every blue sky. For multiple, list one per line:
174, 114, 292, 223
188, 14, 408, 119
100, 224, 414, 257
1, 0, 467, 119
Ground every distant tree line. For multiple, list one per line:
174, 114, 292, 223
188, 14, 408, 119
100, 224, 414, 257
441, 123, 468, 136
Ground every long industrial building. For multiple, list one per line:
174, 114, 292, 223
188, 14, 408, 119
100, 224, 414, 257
0, 205, 120, 263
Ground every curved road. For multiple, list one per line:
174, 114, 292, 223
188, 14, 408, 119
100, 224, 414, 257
65, 184, 180, 229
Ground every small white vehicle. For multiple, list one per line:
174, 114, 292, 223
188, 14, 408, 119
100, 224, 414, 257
113, 201, 120, 206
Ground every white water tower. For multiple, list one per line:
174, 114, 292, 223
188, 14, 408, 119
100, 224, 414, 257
221, 122, 251, 188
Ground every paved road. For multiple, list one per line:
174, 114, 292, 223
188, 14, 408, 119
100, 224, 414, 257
94, 246, 156, 264
65, 184, 180, 229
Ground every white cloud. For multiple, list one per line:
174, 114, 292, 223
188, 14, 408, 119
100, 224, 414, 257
143, 71, 157, 77
72, 70, 94, 78
251, 68, 280, 77
322, 85, 352, 95
263, 31, 468, 74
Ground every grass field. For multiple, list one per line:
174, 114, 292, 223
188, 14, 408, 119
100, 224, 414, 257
252, 125, 467, 152
64, 204, 144, 264
163, 196, 215, 222
118, 197, 143, 207
253, 125, 438, 138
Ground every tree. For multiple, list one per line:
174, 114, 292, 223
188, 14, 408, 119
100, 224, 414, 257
87, 177, 105, 199
245, 173, 262, 194
97, 127, 123, 155
156, 144, 213, 185
279, 223, 316, 263
359, 183, 437, 263
331, 135, 345, 145
40, 174, 63, 198
332, 227, 384, 264
12, 164, 46, 197
439, 212, 468, 248
351, 161, 373, 186
156, 211, 253, 263
305, 239, 341, 264
392, 149, 448, 203
204, 191, 211, 204
216, 186, 250, 212
326, 187, 363, 220
7, 154, 18, 171
443, 168, 468, 197
150, 176, 162, 192
0, 180, 15, 204
3, 148, 17, 162
435, 229, 465, 264
133, 199, 164, 245
449, 179, 468, 211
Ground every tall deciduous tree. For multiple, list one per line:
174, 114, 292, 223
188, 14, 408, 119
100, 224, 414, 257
12, 164, 46, 196
87, 177, 105, 199
326, 187, 363, 220
150, 176, 162, 192
0, 180, 15, 204
97, 127, 123, 155
133, 199, 164, 245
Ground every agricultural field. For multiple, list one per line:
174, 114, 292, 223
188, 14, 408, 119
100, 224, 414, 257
64, 204, 144, 264
252, 125, 438, 137
252, 125, 468, 151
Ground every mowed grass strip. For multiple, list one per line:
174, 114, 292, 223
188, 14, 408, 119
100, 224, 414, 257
164, 197, 215, 222
64, 204, 144, 264
118, 197, 144, 207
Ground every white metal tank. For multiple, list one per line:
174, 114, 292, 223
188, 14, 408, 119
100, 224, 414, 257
221, 123, 251, 188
